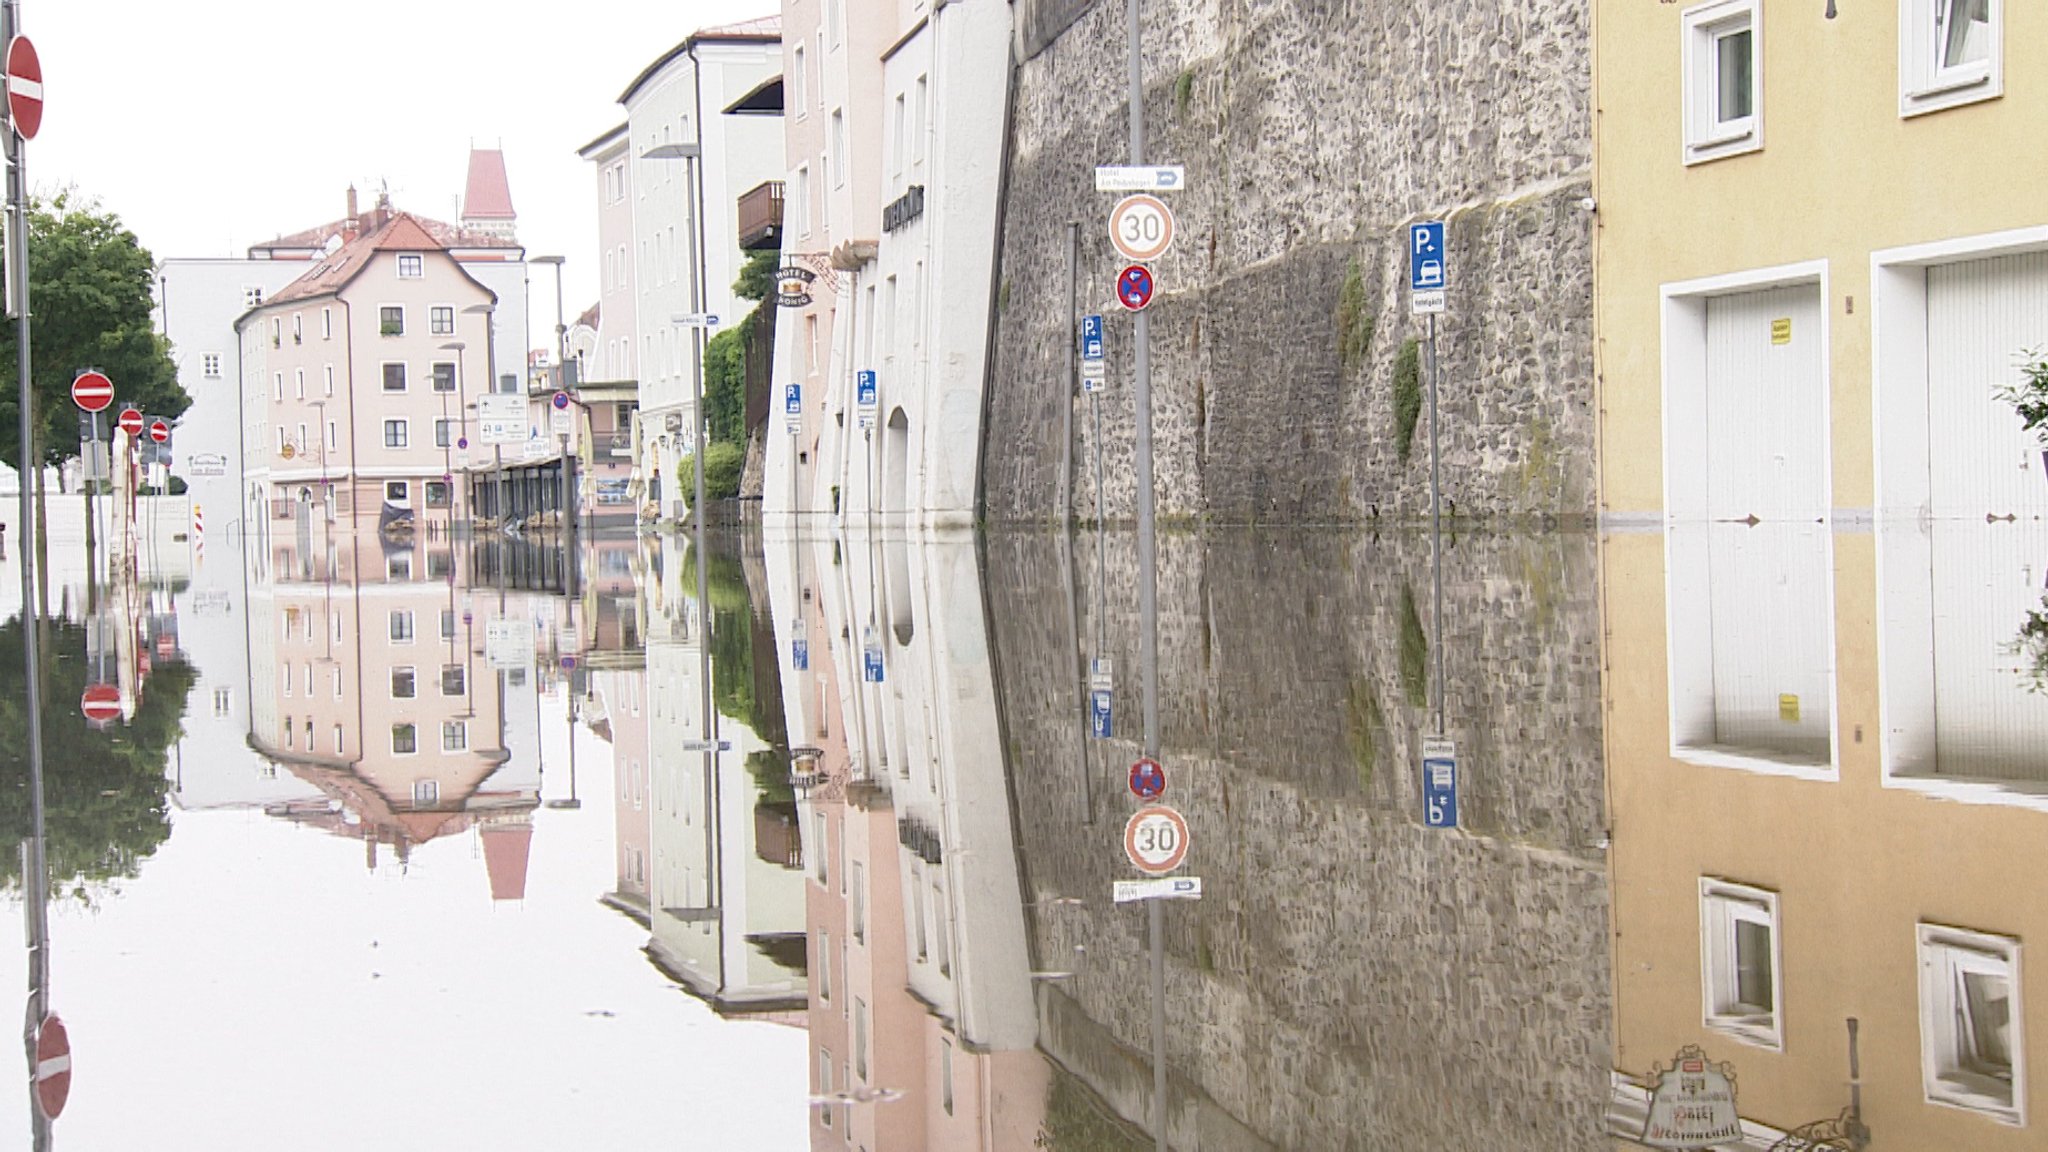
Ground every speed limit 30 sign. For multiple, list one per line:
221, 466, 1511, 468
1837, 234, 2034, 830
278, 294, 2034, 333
1109, 194, 1174, 263
1123, 804, 1190, 875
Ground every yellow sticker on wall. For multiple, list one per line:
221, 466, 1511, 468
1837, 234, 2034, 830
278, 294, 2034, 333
1779, 693, 1800, 722
1771, 318, 1792, 345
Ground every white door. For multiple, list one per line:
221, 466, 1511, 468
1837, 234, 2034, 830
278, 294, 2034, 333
1929, 520, 2048, 781
1926, 252, 2048, 520
1703, 286, 1827, 522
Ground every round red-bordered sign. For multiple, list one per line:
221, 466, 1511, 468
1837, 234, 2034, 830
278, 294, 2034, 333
71, 370, 113, 413
1116, 264, 1155, 312
1123, 804, 1190, 876
1128, 757, 1166, 800
80, 682, 120, 724
6, 36, 42, 142
1109, 194, 1174, 263
34, 1013, 69, 1119
117, 408, 144, 437
149, 420, 170, 444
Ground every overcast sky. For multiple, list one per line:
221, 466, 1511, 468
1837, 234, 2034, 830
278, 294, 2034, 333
23, 0, 775, 354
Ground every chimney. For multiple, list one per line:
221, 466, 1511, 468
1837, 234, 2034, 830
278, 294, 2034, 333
344, 184, 360, 243
346, 184, 358, 221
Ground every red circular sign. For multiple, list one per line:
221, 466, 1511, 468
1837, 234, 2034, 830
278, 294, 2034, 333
1128, 757, 1166, 800
34, 1013, 69, 1119
1116, 264, 1155, 312
6, 36, 42, 142
117, 408, 143, 436
80, 683, 120, 723
149, 420, 170, 444
70, 370, 113, 413
1123, 805, 1190, 876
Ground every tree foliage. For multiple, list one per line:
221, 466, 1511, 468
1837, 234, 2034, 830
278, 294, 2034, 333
0, 614, 194, 891
0, 193, 187, 471
733, 249, 777, 302
704, 318, 749, 446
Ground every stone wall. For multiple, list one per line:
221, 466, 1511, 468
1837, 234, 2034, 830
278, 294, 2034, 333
984, 0, 1593, 523
985, 528, 1611, 1149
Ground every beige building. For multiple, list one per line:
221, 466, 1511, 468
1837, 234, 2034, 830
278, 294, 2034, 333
1597, 0, 2048, 1143
239, 210, 496, 535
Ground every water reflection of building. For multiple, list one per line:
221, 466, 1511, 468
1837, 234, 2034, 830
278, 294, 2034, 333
1608, 522, 2048, 1146
245, 524, 536, 893
768, 531, 1046, 1147
988, 530, 1612, 1149
643, 531, 808, 1014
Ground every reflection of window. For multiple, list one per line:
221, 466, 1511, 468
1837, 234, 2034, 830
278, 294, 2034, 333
425, 481, 450, 509
818, 930, 832, 1003
385, 481, 409, 504
388, 553, 412, 580
391, 667, 416, 698
284, 715, 295, 748
933, 881, 951, 976
393, 724, 418, 755
1901, 0, 2001, 116
818, 1050, 833, 1128
202, 353, 221, 378
441, 721, 467, 752
851, 860, 866, 942
854, 998, 868, 1081
1700, 879, 1782, 1049
1682, 0, 1760, 164
941, 1039, 954, 1115
332, 725, 343, 754
440, 665, 465, 696
814, 811, 829, 885
212, 687, 231, 717
1920, 924, 2024, 1124
413, 780, 437, 806
389, 610, 414, 642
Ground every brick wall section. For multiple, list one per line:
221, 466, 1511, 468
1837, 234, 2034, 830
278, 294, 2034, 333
986, 0, 1593, 523
988, 529, 1611, 1148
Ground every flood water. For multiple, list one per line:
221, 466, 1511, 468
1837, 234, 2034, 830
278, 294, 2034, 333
1, 510, 2043, 1150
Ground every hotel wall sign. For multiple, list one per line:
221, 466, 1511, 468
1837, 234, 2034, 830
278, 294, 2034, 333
774, 266, 816, 308
1642, 1046, 1742, 1149
882, 184, 926, 233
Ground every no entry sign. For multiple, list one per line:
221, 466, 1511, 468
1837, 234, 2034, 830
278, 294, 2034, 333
70, 371, 113, 413
80, 683, 119, 723
117, 408, 144, 437
6, 36, 42, 141
34, 1013, 69, 1119
149, 420, 170, 444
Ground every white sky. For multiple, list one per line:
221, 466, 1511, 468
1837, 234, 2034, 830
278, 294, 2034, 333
21, 0, 777, 355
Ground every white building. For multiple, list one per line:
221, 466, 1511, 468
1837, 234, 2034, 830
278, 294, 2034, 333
615, 19, 785, 523
577, 124, 640, 387
763, 0, 1012, 528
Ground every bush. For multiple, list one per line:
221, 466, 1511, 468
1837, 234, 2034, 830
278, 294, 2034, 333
1393, 338, 1422, 462
680, 441, 747, 502
1337, 258, 1374, 370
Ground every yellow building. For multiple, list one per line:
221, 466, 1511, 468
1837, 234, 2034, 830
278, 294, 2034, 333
1597, 1, 2048, 1145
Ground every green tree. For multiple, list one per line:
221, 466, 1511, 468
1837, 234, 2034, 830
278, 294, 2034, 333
733, 248, 777, 302
0, 193, 187, 476
0, 615, 193, 891
703, 317, 749, 446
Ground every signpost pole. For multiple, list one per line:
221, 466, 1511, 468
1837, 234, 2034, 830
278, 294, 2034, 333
1427, 312, 1444, 737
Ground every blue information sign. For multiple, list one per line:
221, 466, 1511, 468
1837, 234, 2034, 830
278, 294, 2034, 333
792, 636, 808, 671
1422, 738, 1458, 829
863, 644, 884, 684
784, 382, 801, 417
1090, 688, 1113, 739
856, 370, 877, 408
1410, 221, 1447, 291
1081, 314, 1104, 362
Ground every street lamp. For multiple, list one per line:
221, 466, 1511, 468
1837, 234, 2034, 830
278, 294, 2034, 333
461, 302, 504, 524
438, 341, 466, 529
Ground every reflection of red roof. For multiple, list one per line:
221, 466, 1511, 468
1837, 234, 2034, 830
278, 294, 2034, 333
482, 823, 534, 901
254, 212, 519, 255
462, 149, 516, 220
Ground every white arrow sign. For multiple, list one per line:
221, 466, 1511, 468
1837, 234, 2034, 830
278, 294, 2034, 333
672, 312, 722, 328
1113, 876, 1203, 904
1095, 165, 1186, 192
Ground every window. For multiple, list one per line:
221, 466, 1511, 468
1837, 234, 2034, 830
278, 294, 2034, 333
433, 419, 454, 450
1919, 924, 2024, 1124
793, 165, 811, 238
243, 286, 264, 308
806, 315, 819, 376
892, 95, 906, 178
425, 480, 450, 508
442, 721, 467, 752
323, 365, 334, 397
388, 552, 412, 580
818, 1051, 833, 1128
432, 361, 455, 393
818, 930, 832, 1002
397, 253, 424, 278
392, 724, 418, 755
440, 609, 457, 640
940, 1039, 954, 1115
413, 780, 438, 806
440, 664, 466, 696
332, 666, 343, 698
1699, 879, 1782, 1049
814, 811, 829, 885
830, 110, 847, 187
389, 610, 414, 642
386, 481, 409, 503
851, 860, 865, 942
212, 687, 231, 717
426, 550, 451, 578
270, 317, 282, 348
321, 307, 332, 339
854, 998, 868, 1081
1682, 0, 1760, 165
294, 369, 305, 399
1900, 0, 2001, 116
380, 306, 404, 336
332, 724, 344, 754
383, 419, 408, 448
430, 305, 455, 335
933, 881, 951, 975
792, 45, 807, 116
912, 870, 928, 959
273, 372, 283, 401
292, 314, 303, 344
915, 76, 929, 162
391, 667, 417, 698
282, 665, 293, 697
202, 353, 221, 378
325, 420, 337, 450
383, 363, 407, 392
284, 716, 294, 748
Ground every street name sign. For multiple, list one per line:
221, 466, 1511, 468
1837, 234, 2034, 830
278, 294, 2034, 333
1109, 194, 1174, 263
1422, 736, 1458, 829
1123, 804, 1190, 875
672, 312, 721, 328
1095, 165, 1185, 192
1410, 220, 1447, 314
70, 371, 112, 413
1113, 876, 1202, 904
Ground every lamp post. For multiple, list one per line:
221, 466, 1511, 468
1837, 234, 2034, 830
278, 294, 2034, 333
460, 302, 503, 525
438, 341, 468, 533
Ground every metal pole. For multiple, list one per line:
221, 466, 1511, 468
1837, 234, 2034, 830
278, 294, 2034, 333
1426, 313, 1444, 737
1061, 223, 1077, 522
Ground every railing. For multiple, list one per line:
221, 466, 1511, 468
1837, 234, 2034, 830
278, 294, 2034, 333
736, 181, 784, 250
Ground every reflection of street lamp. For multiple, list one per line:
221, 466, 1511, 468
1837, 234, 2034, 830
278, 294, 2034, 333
531, 255, 576, 550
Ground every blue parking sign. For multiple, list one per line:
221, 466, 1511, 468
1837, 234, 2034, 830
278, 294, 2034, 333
1410, 221, 1446, 291
784, 382, 801, 417
1089, 688, 1113, 739
1081, 314, 1104, 362
856, 370, 877, 408
1422, 738, 1458, 829
792, 636, 808, 671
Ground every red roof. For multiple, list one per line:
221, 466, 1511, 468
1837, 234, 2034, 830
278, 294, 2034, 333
462, 148, 516, 221
618, 14, 782, 104
255, 211, 491, 313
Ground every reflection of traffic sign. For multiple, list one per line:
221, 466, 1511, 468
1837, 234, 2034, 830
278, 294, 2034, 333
149, 420, 170, 444
552, 390, 570, 410
784, 382, 801, 417
1410, 220, 1447, 314
1113, 876, 1202, 904
1090, 689, 1113, 739
1123, 805, 1190, 875
862, 643, 884, 683
117, 408, 143, 437
1110, 194, 1175, 263
71, 371, 113, 413
1128, 757, 1165, 799
6, 36, 43, 142
33, 1014, 69, 1120
1422, 737, 1458, 829
80, 683, 120, 724
792, 636, 808, 671
1116, 265, 1155, 312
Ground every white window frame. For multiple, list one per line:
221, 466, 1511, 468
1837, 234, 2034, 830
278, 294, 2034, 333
389, 609, 415, 643
1698, 878, 1784, 1049
441, 720, 467, 752
430, 305, 455, 335
413, 779, 437, 805
396, 253, 424, 279
1681, 0, 1761, 165
392, 724, 420, 757
792, 45, 808, 119
1899, 0, 2001, 117
391, 666, 417, 699
202, 353, 221, 378
382, 419, 409, 448
1919, 923, 2025, 1125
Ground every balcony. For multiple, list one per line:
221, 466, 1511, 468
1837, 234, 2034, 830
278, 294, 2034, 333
737, 181, 784, 251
